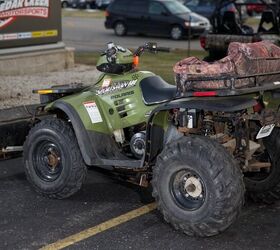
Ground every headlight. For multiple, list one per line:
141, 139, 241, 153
184, 21, 190, 27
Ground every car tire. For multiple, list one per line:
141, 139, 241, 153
245, 128, 280, 204
61, 1, 69, 8
170, 25, 183, 40
152, 136, 244, 237
96, 0, 102, 8
23, 118, 87, 199
114, 21, 127, 36
85, 3, 92, 9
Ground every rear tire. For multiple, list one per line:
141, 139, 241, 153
245, 128, 280, 204
170, 25, 183, 40
23, 118, 87, 199
152, 136, 244, 237
114, 21, 127, 36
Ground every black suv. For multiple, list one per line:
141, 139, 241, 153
105, 0, 210, 40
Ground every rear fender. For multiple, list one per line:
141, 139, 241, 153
145, 97, 257, 166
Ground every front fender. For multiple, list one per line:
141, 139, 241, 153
46, 101, 97, 165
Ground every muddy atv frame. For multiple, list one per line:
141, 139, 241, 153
1, 43, 280, 237
201, 0, 280, 60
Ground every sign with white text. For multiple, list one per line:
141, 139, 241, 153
0, 0, 61, 49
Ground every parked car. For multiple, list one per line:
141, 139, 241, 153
71, 0, 96, 9
96, 0, 112, 9
61, 0, 74, 8
183, 0, 246, 21
105, 0, 210, 40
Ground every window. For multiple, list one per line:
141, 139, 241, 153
111, 0, 130, 11
186, 0, 199, 7
164, 1, 191, 14
149, 2, 166, 15
128, 1, 148, 13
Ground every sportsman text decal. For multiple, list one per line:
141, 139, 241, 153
97, 80, 137, 95
0, 0, 49, 29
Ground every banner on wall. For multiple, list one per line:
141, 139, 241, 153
0, 0, 62, 49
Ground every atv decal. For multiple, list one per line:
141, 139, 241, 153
83, 101, 103, 124
102, 78, 112, 88
111, 90, 134, 100
96, 80, 137, 95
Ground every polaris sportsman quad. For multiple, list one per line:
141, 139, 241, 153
18, 42, 280, 237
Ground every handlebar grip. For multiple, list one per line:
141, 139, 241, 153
157, 47, 170, 52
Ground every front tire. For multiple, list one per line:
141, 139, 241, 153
152, 136, 244, 237
114, 21, 127, 36
170, 25, 183, 40
23, 118, 87, 199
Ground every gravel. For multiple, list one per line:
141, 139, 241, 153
0, 65, 100, 109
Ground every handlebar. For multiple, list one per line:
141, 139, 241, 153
104, 42, 170, 63
133, 42, 170, 56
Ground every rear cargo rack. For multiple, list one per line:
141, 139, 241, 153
177, 71, 280, 97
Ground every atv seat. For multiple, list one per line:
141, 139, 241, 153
140, 76, 176, 105
258, 10, 279, 34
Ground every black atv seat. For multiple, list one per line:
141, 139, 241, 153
140, 76, 176, 105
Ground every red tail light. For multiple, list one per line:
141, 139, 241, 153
253, 102, 264, 113
105, 10, 110, 17
200, 36, 206, 49
193, 91, 217, 97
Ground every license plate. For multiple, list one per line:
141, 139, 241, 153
256, 124, 275, 139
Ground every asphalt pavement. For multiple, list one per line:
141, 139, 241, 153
62, 17, 202, 52
1, 157, 280, 250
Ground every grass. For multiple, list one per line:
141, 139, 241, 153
75, 49, 207, 84
62, 9, 105, 18
244, 17, 260, 27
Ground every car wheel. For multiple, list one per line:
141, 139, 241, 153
85, 3, 92, 9
170, 25, 183, 40
96, 0, 102, 8
23, 118, 87, 199
61, 1, 68, 8
114, 21, 127, 36
152, 136, 244, 237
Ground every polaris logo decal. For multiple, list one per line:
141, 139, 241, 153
0, 0, 49, 29
97, 80, 137, 95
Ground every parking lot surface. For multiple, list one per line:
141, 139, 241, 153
62, 17, 202, 52
1, 158, 280, 250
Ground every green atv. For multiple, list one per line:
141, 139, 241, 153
22, 42, 280, 237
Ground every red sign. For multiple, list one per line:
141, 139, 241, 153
0, 0, 49, 29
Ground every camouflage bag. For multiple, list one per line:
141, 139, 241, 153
174, 41, 280, 93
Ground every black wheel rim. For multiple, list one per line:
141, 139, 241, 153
33, 140, 63, 182
170, 169, 206, 211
